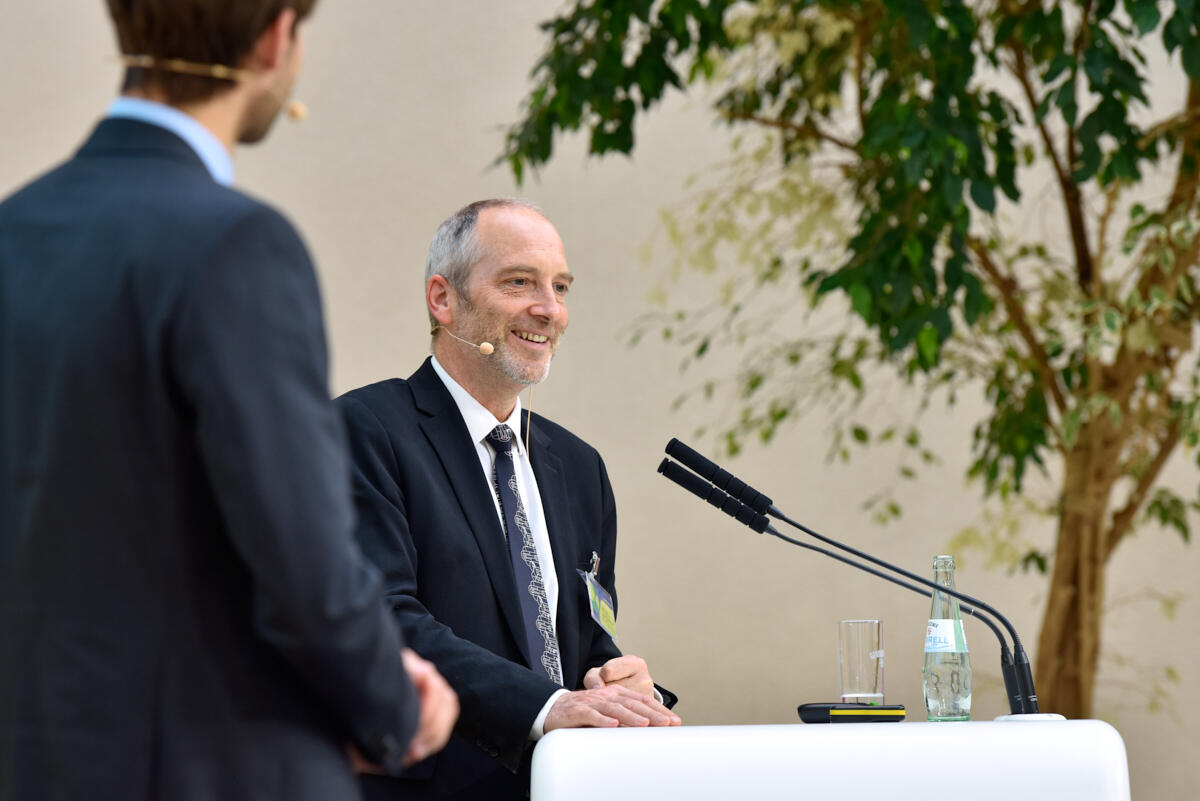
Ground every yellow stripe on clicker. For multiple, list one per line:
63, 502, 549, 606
830, 709, 905, 716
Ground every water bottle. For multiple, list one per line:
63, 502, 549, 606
923, 554, 972, 720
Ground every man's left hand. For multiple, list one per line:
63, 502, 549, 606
583, 655, 656, 698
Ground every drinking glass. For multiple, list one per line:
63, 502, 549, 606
837, 619, 884, 705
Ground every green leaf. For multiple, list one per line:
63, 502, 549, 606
963, 274, 991, 325
1162, 599, 1180, 622
1128, 0, 1162, 34
849, 282, 873, 320
1020, 550, 1048, 574
917, 324, 939, 366
994, 15, 1018, 45
969, 180, 997, 213
1056, 76, 1078, 126
1184, 37, 1200, 77
852, 425, 869, 443
1164, 10, 1191, 52
904, 238, 924, 267
832, 359, 865, 392
1074, 140, 1104, 182
1044, 52, 1073, 83
1145, 488, 1191, 542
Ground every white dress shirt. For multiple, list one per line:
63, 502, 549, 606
429, 357, 568, 738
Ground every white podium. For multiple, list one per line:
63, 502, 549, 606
531, 720, 1130, 800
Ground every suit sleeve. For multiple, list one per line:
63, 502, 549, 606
169, 206, 418, 772
338, 394, 559, 772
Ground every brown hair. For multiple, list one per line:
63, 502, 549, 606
106, 0, 318, 105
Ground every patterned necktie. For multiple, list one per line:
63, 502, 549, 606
487, 424, 563, 685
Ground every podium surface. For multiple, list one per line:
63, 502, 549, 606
531, 719, 1129, 800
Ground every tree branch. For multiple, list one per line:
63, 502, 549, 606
968, 237, 1069, 418
1105, 416, 1182, 562
1006, 44, 1097, 296
1067, 0, 1095, 216
1137, 103, 1200, 149
854, 16, 867, 136
1094, 181, 1121, 270
719, 110, 858, 152
1166, 78, 1200, 212
1134, 78, 1200, 303
1006, 46, 1069, 197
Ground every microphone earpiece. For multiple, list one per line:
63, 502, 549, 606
286, 100, 307, 121
434, 325, 494, 355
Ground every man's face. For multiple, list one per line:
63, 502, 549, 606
453, 207, 572, 390
238, 24, 304, 144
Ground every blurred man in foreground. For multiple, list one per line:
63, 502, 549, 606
0, 3, 455, 799
337, 199, 679, 801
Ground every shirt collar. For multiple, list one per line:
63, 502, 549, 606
106, 96, 235, 186
430, 356, 527, 457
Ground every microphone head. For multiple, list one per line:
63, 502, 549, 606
478, 341, 494, 355
286, 100, 308, 120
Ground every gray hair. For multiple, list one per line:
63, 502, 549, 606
425, 198, 546, 312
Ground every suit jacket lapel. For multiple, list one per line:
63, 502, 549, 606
409, 359, 533, 668
526, 414, 582, 686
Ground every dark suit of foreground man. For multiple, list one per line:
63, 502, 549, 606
338, 199, 680, 801
0, 2, 456, 799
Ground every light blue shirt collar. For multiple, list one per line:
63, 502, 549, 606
106, 96, 234, 186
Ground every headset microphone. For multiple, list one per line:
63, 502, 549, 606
436, 326, 494, 355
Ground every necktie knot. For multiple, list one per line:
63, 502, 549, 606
488, 424, 515, 453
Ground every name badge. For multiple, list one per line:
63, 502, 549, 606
578, 551, 617, 641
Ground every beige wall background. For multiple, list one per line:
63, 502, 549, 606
3, 3, 1198, 798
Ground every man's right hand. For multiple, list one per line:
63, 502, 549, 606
543, 685, 680, 733
400, 648, 459, 766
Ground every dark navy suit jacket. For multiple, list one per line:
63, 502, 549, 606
337, 360, 627, 800
0, 118, 419, 801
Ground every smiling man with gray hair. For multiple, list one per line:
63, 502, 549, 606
337, 198, 680, 801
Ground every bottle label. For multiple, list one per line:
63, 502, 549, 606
925, 619, 968, 653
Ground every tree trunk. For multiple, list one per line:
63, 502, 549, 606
1035, 434, 1115, 718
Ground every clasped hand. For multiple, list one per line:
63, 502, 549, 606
350, 648, 459, 773
545, 655, 680, 732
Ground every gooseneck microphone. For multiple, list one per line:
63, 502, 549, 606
657, 459, 1011, 650
658, 441, 1040, 716
666, 438, 777, 515
658, 460, 771, 532
435, 325, 494, 355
